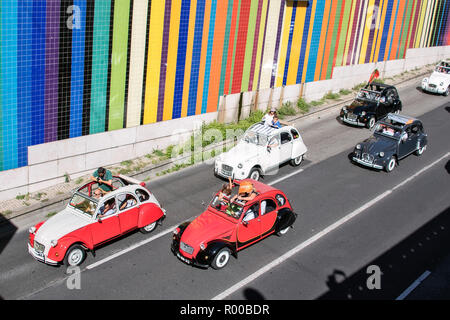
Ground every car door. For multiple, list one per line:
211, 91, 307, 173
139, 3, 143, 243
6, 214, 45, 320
398, 126, 416, 158
291, 128, 307, 158
90, 196, 121, 245
259, 198, 278, 238
265, 134, 281, 170
279, 132, 293, 163
237, 202, 260, 249
117, 192, 139, 233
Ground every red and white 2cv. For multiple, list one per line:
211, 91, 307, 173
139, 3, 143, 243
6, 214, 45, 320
28, 175, 166, 267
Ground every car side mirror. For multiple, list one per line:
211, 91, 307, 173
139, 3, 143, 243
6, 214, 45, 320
98, 217, 102, 223
267, 146, 271, 153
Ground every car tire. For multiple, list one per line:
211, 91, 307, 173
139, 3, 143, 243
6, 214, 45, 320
444, 86, 449, 97
248, 167, 261, 181
211, 247, 231, 270
277, 226, 290, 236
415, 144, 426, 156
140, 221, 157, 234
385, 157, 396, 173
290, 155, 303, 167
64, 244, 86, 267
366, 117, 376, 129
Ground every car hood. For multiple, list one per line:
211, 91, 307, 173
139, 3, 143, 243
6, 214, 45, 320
181, 209, 236, 249
35, 208, 92, 246
219, 142, 262, 166
360, 135, 396, 155
346, 99, 376, 113
428, 72, 448, 84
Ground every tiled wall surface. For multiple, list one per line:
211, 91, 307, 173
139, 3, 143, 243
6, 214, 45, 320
0, 0, 449, 172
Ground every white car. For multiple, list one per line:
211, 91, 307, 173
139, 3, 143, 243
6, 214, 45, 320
421, 60, 450, 96
214, 122, 307, 181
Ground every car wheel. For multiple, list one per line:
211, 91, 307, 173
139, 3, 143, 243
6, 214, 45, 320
385, 157, 396, 173
366, 117, 376, 129
248, 167, 261, 181
415, 144, 426, 156
140, 221, 157, 234
394, 109, 400, 114
444, 86, 449, 97
277, 226, 290, 236
211, 247, 231, 270
290, 155, 303, 167
64, 244, 86, 267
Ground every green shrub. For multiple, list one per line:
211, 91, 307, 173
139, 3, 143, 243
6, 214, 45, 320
297, 98, 310, 113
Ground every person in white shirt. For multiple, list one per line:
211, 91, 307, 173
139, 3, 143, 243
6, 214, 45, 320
262, 108, 276, 126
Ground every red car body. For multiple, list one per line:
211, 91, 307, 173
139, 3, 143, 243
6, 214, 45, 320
171, 179, 297, 269
28, 175, 166, 266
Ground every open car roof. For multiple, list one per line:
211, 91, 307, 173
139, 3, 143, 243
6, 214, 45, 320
385, 113, 418, 125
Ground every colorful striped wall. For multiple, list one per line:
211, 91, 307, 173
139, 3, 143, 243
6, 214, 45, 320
0, 0, 449, 171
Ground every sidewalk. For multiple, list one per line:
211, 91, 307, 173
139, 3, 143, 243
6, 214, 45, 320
0, 63, 435, 223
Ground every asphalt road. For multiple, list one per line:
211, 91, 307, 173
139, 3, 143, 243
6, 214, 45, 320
0, 78, 448, 300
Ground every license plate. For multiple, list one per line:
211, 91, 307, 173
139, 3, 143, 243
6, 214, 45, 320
177, 252, 191, 265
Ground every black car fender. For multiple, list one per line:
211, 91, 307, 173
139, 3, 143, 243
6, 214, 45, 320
197, 241, 236, 265
275, 208, 298, 233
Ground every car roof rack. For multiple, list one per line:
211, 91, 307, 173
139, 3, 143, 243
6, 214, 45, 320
386, 113, 417, 125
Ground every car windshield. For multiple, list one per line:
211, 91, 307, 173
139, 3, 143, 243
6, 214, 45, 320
210, 195, 244, 219
435, 64, 450, 74
243, 131, 268, 146
373, 123, 402, 139
356, 89, 381, 102
69, 193, 97, 217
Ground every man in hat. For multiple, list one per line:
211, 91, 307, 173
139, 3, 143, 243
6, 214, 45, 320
262, 108, 276, 126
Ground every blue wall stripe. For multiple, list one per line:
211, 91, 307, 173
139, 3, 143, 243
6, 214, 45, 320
283, 3, 297, 86
173, 0, 191, 119
201, 0, 217, 114
17, 0, 33, 168
305, 0, 325, 83
32, 0, 46, 147
70, 0, 87, 138
378, 0, 394, 62
1, 0, 18, 170
296, 0, 313, 83
387, 0, 400, 59
187, 0, 206, 116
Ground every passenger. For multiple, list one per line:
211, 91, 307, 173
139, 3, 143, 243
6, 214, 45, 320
91, 167, 113, 195
231, 181, 257, 203
93, 189, 103, 199
262, 108, 276, 126
218, 177, 233, 202
271, 115, 282, 129
99, 200, 116, 217
120, 194, 137, 210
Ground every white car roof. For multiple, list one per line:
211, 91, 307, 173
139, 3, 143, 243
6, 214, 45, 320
248, 122, 295, 136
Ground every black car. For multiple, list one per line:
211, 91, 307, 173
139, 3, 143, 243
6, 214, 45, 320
352, 114, 427, 172
340, 82, 402, 129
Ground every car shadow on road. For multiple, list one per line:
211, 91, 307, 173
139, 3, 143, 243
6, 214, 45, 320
0, 216, 18, 256
317, 206, 450, 300
445, 160, 450, 175
243, 287, 266, 300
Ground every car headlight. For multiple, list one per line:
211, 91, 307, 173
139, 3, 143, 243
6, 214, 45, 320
361, 111, 366, 116
422, 78, 428, 83
379, 152, 384, 157
200, 242, 206, 251
237, 163, 243, 169
440, 82, 444, 86
50, 240, 58, 247
29, 226, 36, 234
356, 144, 361, 150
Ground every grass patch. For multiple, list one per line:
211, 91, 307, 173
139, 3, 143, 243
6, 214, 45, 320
297, 98, 311, 114
276, 101, 298, 119
323, 91, 340, 100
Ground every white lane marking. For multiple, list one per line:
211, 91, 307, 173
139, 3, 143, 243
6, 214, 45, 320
396, 270, 431, 300
212, 152, 449, 300
86, 224, 178, 270
268, 168, 304, 186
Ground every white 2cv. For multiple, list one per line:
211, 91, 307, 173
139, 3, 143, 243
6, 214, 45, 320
214, 122, 307, 181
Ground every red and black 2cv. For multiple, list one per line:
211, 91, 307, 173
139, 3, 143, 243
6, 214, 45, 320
171, 179, 297, 269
